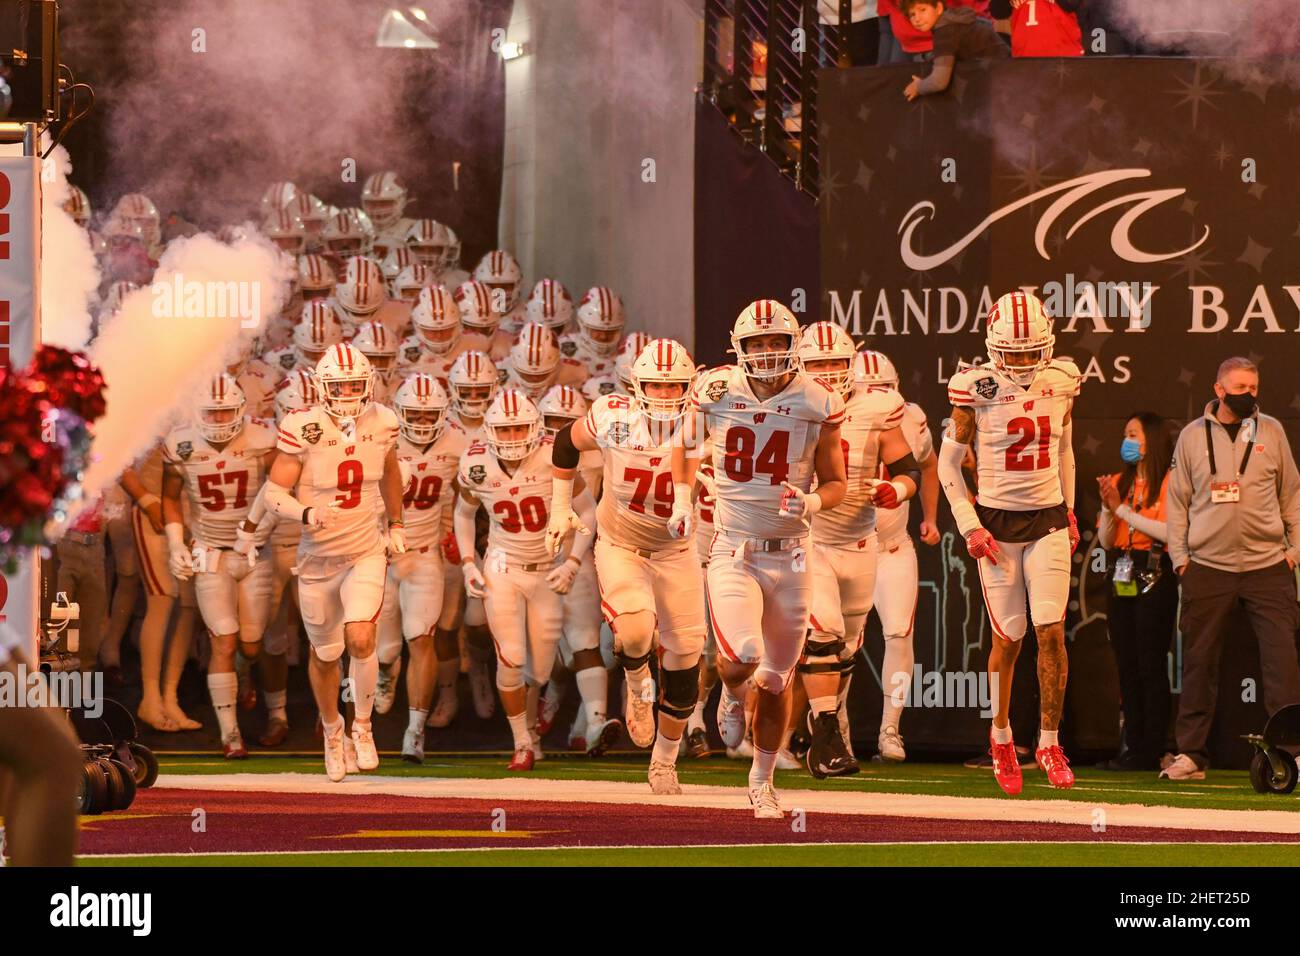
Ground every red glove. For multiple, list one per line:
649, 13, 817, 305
964, 528, 1001, 565
871, 480, 901, 510
1067, 510, 1079, 555
442, 531, 461, 565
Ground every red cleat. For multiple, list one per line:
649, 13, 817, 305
508, 747, 535, 771
223, 731, 249, 760
238, 685, 257, 712
1036, 744, 1075, 789
990, 730, 1022, 795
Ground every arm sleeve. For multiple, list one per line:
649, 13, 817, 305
454, 494, 479, 564
569, 488, 598, 561
1059, 419, 1076, 510
263, 479, 309, 523
938, 436, 982, 535
1165, 434, 1193, 569
1115, 504, 1168, 545
915, 54, 956, 95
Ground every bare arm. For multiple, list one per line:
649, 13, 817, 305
379, 447, 405, 526
1059, 404, 1076, 510
811, 423, 847, 511
919, 450, 940, 528
161, 463, 185, 527
454, 488, 480, 567
938, 406, 982, 535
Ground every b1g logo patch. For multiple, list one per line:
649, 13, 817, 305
608, 422, 630, 445
176, 441, 194, 461
560, 341, 577, 357
404, 346, 422, 363
705, 379, 729, 403
974, 376, 998, 400
278, 353, 296, 370
468, 464, 487, 485
301, 423, 324, 445
599, 381, 615, 395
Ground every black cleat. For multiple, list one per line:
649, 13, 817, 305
684, 727, 711, 759
806, 712, 860, 779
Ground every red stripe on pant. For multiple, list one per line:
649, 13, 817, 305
132, 506, 166, 595
976, 556, 1015, 642
704, 577, 740, 662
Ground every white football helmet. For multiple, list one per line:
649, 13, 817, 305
986, 290, 1054, 387
339, 207, 375, 249
361, 171, 408, 228
618, 331, 652, 368
274, 368, 318, 421
322, 210, 367, 259
108, 192, 161, 249
351, 320, 400, 379
297, 254, 336, 299
473, 250, 523, 313
731, 299, 800, 380
410, 285, 460, 354
447, 349, 498, 418
854, 349, 899, 388
484, 388, 542, 462
63, 185, 91, 227
507, 322, 562, 400
260, 181, 299, 218
576, 287, 626, 357
406, 219, 450, 271
631, 338, 695, 421
537, 384, 588, 437
314, 343, 374, 419
454, 280, 498, 336
335, 255, 386, 317
263, 209, 307, 255
197, 373, 246, 444
292, 300, 345, 368
797, 321, 857, 397
524, 279, 573, 333
614, 347, 637, 395
381, 246, 417, 296
393, 373, 451, 444
285, 192, 329, 245
394, 263, 434, 303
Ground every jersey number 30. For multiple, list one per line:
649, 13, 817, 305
1005, 416, 1052, 472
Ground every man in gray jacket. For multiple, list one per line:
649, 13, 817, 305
1165, 357, 1300, 779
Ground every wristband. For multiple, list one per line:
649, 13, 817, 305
388, 518, 404, 528
565, 554, 581, 567
804, 492, 823, 516
890, 479, 909, 501
164, 522, 186, 550
137, 493, 160, 511
552, 475, 575, 513
672, 482, 692, 509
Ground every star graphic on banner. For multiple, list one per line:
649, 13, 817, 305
1240, 70, 1273, 103
819, 164, 846, 210
999, 142, 1058, 197
1082, 434, 1101, 455
857, 103, 871, 124
1236, 238, 1271, 272
1085, 265, 1104, 284
1248, 350, 1265, 367
1181, 198, 1198, 215
1212, 141, 1232, 170
854, 161, 873, 194
821, 118, 833, 140
1178, 367, 1195, 387
949, 247, 969, 273
1048, 230, 1067, 256
1167, 62, 1225, 131
1133, 138, 1152, 156
1086, 94, 1106, 113
1053, 60, 1071, 85
1020, 112, 1038, 131
911, 369, 924, 388
1169, 228, 1220, 285
886, 145, 898, 163
1248, 183, 1268, 200
838, 235, 850, 258
858, 269, 871, 289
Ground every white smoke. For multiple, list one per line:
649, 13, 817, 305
40, 144, 100, 349
81, 233, 290, 504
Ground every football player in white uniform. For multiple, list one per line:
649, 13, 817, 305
263, 208, 307, 256
264, 300, 345, 380
396, 284, 461, 379
378, 374, 464, 762
504, 322, 588, 401
559, 286, 625, 378
456, 389, 600, 769
161, 375, 279, 757
298, 254, 337, 302
857, 349, 940, 763
473, 250, 526, 337
550, 340, 706, 792
939, 291, 1081, 794
321, 210, 370, 269
333, 255, 387, 338
392, 263, 435, 305
351, 319, 401, 406
524, 278, 574, 336
671, 301, 847, 817
795, 327, 920, 779
361, 171, 413, 261
683, 434, 719, 759
455, 279, 512, 364
259, 344, 406, 781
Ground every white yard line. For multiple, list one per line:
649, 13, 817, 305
153, 773, 1300, 835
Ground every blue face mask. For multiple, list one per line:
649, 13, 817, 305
1120, 437, 1143, 464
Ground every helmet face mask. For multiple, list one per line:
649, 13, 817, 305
362, 171, 407, 228
802, 357, 853, 395
731, 300, 801, 381
739, 333, 796, 379
447, 350, 499, 418
985, 291, 1054, 387
315, 345, 374, 419
197, 375, 246, 444
796, 322, 857, 396
473, 251, 523, 312
630, 338, 695, 421
484, 389, 541, 462
394, 373, 450, 444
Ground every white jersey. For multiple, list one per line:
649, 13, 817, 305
558, 333, 618, 379
440, 415, 481, 535
395, 421, 467, 551
874, 400, 934, 547
585, 394, 686, 553
236, 363, 277, 419
812, 385, 904, 547
691, 365, 845, 540
458, 437, 556, 565
275, 402, 400, 557
582, 372, 622, 403
161, 417, 279, 548
262, 344, 303, 380
947, 358, 1080, 511
371, 218, 416, 262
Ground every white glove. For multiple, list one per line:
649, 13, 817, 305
667, 482, 694, 540
696, 468, 717, 498
387, 524, 407, 555
232, 524, 259, 569
307, 501, 343, 530
546, 558, 580, 594
462, 561, 487, 599
545, 503, 590, 557
779, 481, 822, 519
168, 543, 194, 579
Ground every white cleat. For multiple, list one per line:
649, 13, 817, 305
878, 726, 906, 762
776, 748, 801, 771
428, 688, 459, 728
530, 733, 546, 762
324, 724, 347, 782
726, 738, 755, 760
343, 735, 361, 775
375, 661, 400, 715
648, 760, 682, 795
716, 689, 746, 749
351, 723, 379, 771
586, 716, 623, 756
401, 727, 425, 764
624, 677, 656, 748
749, 782, 783, 819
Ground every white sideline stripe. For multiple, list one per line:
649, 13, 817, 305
79, 840, 1300, 860
152, 774, 1300, 835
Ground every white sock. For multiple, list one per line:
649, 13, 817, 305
687, 699, 706, 733
576, 666, 608, 727
652, 731, 680, 765
749, 746, 778, 789
991, 722, 1013, 745
507, 712, 531, 750
264, 689, 287, 723
322, 714, 344, 738
1039, 729, 1059, 749
881, 634, 914, 730
809, 694, 837, 716
625, 662, 651, 699
207, 672, 238, 739
349, 652, 378, 723
408, 708, 428, 734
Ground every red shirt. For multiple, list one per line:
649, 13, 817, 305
1011, 0, 1082, 57
69, 498, 104, 534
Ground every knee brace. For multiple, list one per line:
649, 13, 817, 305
313, 631, 346, 664
753, 664, 793, 695
465, 624, 495, 663
495, 663, 524, 692
798, 632, 845, 675
659, 662, 701, 720
615, 647, 652, 673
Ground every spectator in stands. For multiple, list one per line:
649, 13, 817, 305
819, 0, 880, 66
1096, 413, 1177, 771
902, 0, 1009, 100
1008, 0, 1083, 56
1164, 357, 1300, 781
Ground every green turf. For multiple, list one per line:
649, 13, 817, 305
77, 842, 1300, 867
152, 753, 1299, 814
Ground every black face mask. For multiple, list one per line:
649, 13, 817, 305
1223, 391, 1257, 418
